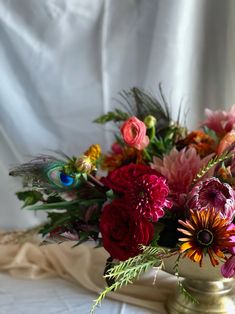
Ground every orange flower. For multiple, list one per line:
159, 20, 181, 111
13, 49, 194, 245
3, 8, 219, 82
178, 208, 235, 267
84, 144, 101, 162
216, 130, 235, 155
178, 130, 215, 157
102, 146, 144, 171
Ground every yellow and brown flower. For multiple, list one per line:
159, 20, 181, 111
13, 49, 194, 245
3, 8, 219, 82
178, 208, 235, 267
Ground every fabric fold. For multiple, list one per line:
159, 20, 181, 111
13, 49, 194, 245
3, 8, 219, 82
0, 241, 233, 312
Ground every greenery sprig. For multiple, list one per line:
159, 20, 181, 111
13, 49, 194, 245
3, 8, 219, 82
90, 245, 167, 314
192, 151, 232, 185
93, 108, 129, 124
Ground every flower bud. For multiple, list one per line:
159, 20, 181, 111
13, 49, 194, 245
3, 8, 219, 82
144, 115, 157, 129
75, 155, 95, 173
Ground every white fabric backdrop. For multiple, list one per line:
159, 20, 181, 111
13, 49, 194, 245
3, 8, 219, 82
1, 0, 235, 228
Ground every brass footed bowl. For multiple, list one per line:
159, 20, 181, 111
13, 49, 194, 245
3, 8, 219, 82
163, 254, 235, 314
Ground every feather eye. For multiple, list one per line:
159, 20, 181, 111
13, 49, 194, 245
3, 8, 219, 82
46, 166, 81, 189
9, 155, 82, 191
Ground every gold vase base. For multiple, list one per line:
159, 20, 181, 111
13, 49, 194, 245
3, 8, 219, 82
166, 278, 235, 314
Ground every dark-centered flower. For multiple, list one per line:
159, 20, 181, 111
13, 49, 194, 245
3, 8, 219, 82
178, 208, 235, 266
187, 177, 235, 222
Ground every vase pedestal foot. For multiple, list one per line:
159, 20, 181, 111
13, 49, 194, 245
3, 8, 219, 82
166, 278, 235, 314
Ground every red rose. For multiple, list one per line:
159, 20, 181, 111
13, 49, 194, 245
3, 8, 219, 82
102, 163, 161, 193
121, 116, 149, 150
100, 200, 154, 261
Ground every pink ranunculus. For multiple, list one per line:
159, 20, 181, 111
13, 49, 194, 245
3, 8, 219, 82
121, 116, 149, 150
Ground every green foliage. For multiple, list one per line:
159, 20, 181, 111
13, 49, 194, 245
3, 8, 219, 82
93, 109, 129, 124
46, 194, 64, 203
27, 200, 80, 211
203, 126, 218, 143
91, 245, 166, 313
40, 211, 74, 235
16, 190, 43, 208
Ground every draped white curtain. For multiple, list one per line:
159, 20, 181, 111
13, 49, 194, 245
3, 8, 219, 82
1, 0, 235, 228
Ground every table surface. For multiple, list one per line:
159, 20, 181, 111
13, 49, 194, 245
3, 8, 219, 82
0, 273, 164, 314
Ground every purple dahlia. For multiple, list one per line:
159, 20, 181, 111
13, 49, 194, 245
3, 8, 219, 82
187, 177, 235, 222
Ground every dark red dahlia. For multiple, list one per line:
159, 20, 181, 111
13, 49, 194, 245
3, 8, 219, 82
101, 163, 161, 193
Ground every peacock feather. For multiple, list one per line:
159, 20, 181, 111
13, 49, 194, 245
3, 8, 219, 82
9, 154, 82, 191
117, 86, 171, 134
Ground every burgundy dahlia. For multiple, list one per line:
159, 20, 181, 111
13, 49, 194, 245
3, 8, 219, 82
127, 174, 172, 221
187, 178, 235, 222
102, 164, 172, 221
101, 163, 161, 193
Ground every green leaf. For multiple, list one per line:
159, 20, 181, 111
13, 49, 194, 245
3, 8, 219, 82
93, 109, 129, 124
40, 215, 72, 235
16, 191, 43, 208
27, 200, 79, 211
106, 189, 114, 201
47, 195, 64, 203
72, 231, 89, 247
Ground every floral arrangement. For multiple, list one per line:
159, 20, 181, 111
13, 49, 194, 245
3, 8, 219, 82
10, 88, 235, 311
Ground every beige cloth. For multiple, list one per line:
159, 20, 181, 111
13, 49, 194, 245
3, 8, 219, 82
0, 241, 234, 312
0, 241, 176, 311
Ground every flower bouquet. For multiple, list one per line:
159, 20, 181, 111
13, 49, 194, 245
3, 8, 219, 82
10, 88, 235, 313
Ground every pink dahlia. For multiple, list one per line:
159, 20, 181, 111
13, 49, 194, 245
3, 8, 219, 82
203, 105, 235, 137
151, 147, 212, 195
127, 174, 172, 221
187, 177, 235, 222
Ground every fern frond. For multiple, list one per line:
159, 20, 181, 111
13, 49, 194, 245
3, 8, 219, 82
192, 152, 232, 184
91, 245, 168, 313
